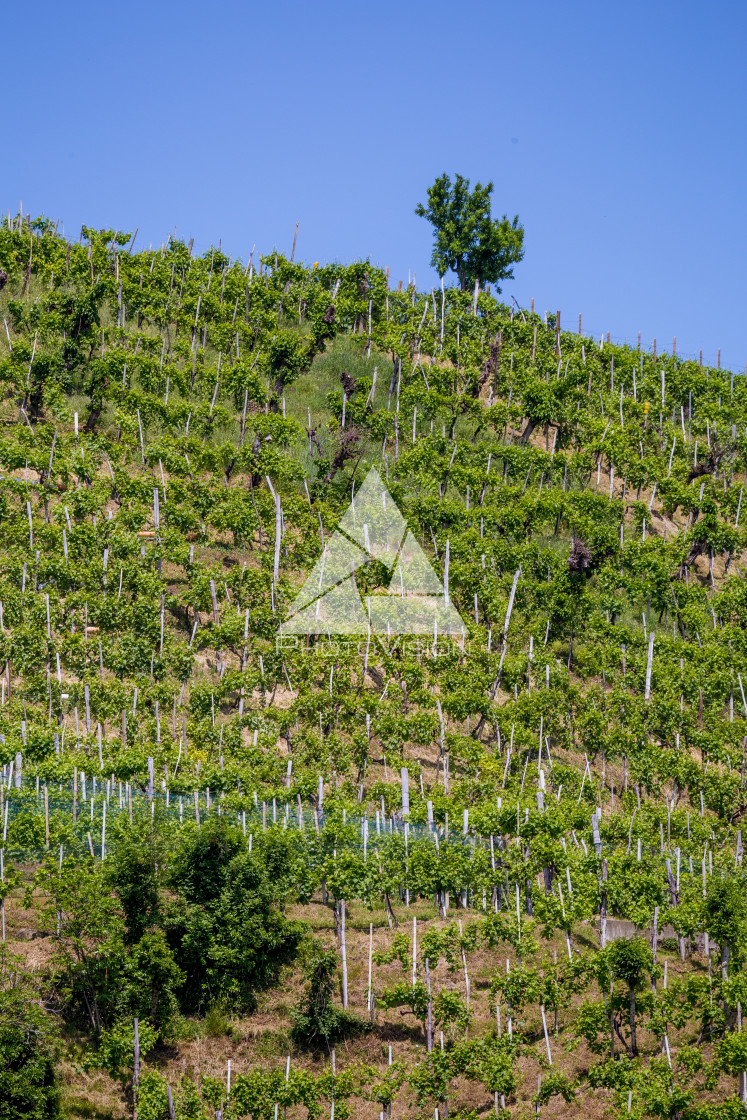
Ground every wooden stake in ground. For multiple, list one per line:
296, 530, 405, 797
412, 916, 417, 987
133, 1017, 140, 1114
502, 568, 521, 642
266, 476, 282, 588
540, 1004, 552, 1064
341, 899, 348, 1009
645, 633, 655, 701
0, 849, 5, 941
424, 957, 433, 1052
458, 919, 470, 1006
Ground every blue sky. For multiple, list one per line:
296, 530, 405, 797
5, 0, 747, 369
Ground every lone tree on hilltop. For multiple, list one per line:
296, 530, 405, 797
415, 173, 524, 292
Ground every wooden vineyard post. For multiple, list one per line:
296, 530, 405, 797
599, 857, 608, 948
412, 915, 417, 988
424, 957, 433, 1052
540, 1004, 552, 1064
506, 958, 513, 1039
401, 768, 410, 818
44, 783, 49, 848
645, 633, 655, 701
341, 898, 348, 1009
458, 919, 470, 1006
133, 1017, 140, 1118
367, 923, 373, 1014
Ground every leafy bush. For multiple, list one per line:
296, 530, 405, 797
163, 817, 303, 1012
95, 1016, 157, 1083
104, 812, 163, 941
291, 942, 366, 1050
0, 949, 60, 1119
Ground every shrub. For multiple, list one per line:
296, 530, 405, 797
0, 949, 61, 1119
291, 941, 366, 1050
164, 818, 303, 1012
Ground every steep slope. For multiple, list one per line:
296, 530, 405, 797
0, 214, 746, 1118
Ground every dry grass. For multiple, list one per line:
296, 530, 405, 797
0, 884, 737, 1119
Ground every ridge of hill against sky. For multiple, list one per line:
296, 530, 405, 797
4, 0, 747, 371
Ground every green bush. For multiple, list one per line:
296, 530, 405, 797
0, 949, 61, 1119
163, 818, 303, 1012
291, 941, 366, 1050
104, 813, 163, 941
95, 1016, 157, 1083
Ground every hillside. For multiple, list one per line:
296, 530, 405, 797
1, 213, 747, 1119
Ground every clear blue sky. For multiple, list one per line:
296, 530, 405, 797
6, 1, 747, 370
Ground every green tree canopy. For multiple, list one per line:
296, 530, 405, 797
415, 173, 524, 292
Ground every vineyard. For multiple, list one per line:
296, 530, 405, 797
1, 213, 747, 1120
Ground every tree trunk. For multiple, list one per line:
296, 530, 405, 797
520, 418, 538, 445
84, 405, 103, 432
629, 984, 637, 1056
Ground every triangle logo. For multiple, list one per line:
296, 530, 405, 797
281, 468, 466, 638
